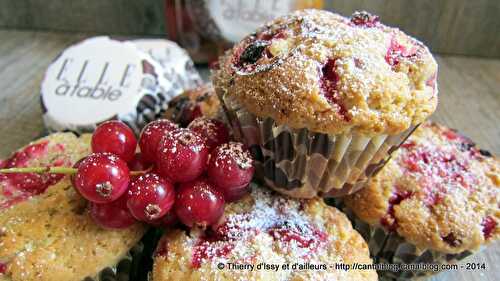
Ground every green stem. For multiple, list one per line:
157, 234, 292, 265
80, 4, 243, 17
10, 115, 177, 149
0, 167, 77, 174
131, 170, 146, 176
0, 167, 147, 176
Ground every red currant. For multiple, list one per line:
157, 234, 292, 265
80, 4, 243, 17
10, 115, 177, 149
74, 153, 130, 203
481, 216, 497, 240
175, 178, 225, 227
350, 11, 380, 27
91, 121, 137, 162
127, 173, 175, 222
139, 119, 178, 164
128, 153, 152, 172
188, 117, 230, 151
208, 142, 254, 202
320, 58, 349, 121
385, 37, 418, 67
89, 195, 136, 229
70, 157, 85, 187
183, 105, 202, 127
149, 211, 179, 228
156, 128, 209, 183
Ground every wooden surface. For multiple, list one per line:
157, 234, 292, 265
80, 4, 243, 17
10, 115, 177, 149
0, 0, 499, 57
0, 29, 498, 280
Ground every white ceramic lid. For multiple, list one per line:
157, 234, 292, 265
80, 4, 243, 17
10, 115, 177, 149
41, 37, 192, 134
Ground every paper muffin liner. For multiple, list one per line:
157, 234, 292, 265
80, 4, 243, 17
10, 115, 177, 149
332, 200, 476, 280
82, 242, 144, 281
220, 96, 418, 198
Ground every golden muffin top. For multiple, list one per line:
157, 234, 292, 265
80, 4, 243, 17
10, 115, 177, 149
214, 9, 438, 136
345, 122, 499, 253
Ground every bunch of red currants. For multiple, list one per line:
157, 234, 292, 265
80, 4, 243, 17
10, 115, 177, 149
72, 117, 254, 229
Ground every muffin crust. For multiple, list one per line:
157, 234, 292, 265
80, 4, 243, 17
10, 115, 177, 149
214, 9, 438, 136
0, 133, 146, 281
153, 186, 377, 281
345, 122, 499, 253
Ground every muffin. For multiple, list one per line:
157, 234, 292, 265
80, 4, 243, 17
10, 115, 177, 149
0, 133, 147, 281
164, 83, 223, 127
213, 9, 438, 198
152, 185, 377, 281
343, 122, 499, 279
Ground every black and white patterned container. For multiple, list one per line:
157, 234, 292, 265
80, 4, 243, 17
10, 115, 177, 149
131, 39, 202, 92
40, 37, 201, 135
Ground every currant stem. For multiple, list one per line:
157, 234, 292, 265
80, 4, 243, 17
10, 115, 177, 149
0, 167, 77, 174
0, 167, 147, 176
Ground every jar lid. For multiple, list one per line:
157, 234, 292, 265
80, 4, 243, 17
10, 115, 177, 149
40, 37, 199, 135
131, 39, 203, 92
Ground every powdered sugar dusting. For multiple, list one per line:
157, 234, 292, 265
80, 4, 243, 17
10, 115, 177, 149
359, 122, 500, 251
189, 187, 329, 270
214, 142, 253, 170
166, 128, 207, 153
188, 117, 229, 150
216, 9, 437, 135
189, 118, 218, 140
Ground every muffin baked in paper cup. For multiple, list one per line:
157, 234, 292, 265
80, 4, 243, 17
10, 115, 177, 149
83, 243, 145, 281
337, 204, 475, 280
213, 10, 438, 198
221, 96, 418, 198
330, 122, 500, 280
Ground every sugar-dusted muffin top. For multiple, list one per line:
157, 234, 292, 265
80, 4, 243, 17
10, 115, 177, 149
152, 185, 377, 281
344, 122, 499, 253
164, 83, 222, 127
214, 9, 438, 136
0, 133, 146, 281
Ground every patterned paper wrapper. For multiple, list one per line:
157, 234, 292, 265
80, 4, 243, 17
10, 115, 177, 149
332, 201, 477, 280
82, 242, 144, 281
41, 37, 201, 136
220, 95, 418, 198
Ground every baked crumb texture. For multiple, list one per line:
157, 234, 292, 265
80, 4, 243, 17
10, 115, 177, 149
165, 83, 224, 127
0, 133, 146, 281
343, 121, 499, 279
214, 9, 436, 198
152, 185, 377, 281
214, 9, 438, 136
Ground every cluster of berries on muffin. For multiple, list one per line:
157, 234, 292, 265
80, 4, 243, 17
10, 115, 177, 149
73, 118, 254, 229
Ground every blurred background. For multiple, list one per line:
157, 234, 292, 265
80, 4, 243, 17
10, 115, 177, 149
0, 0, 498, 59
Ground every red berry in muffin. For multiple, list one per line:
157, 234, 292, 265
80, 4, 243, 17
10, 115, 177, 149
345, 122, 499, 255
350, 10, 380, 27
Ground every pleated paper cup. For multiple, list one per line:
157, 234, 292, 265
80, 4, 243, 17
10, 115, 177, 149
334, 202, 476, 280
82, 242, 145, 281
220, 95, 418, 198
